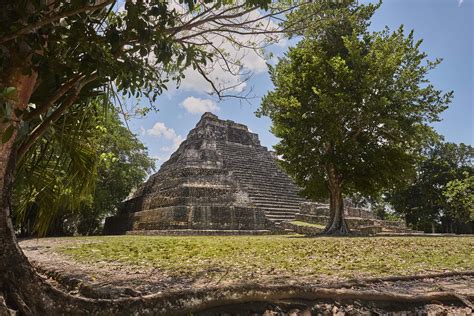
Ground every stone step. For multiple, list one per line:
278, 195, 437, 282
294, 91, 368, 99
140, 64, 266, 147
248, 192, 301, 199
225, 158, 277, 164
229, 163, 282, 170
222, 156, 275, 161
261, 206, 300, 213
248, 193, 305, 203
262, 210, 298, 216
253, 201, 304, 209
248, 192, 305, 199
218, 151, 271, 157
227, 160, 280, 166
228, 163, 278, 169
220, 149, 271, 154
249, 194, 306, 202
254, 202, 302, 210
232, 170, 291, 178
254, 198, 302, 205
217, 146, 270, 152
246, 188, 298, 195
234, 176, 297, 187
265, 214, 295, 221
246, 185, 298, 196
375, 232, 426, 236
260, 203, 299, 210
229, 172, 284, 181
236, 179, 293, 186
237, 175, 286, 181
219, 150, 273, 157
231, 164, 278, 169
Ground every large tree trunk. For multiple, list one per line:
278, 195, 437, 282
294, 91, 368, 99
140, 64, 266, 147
0, 63, 91, 315
323, 164, 349, 235
0, 62, 63, 314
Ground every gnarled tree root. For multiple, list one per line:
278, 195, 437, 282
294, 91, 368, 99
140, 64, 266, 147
6, 271, 472, 315
72, 283, 474, 315
0, 295, 16, 316
334, 270, 474, 288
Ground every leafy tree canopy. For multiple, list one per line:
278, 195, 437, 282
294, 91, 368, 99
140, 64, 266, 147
444, 173, 474, 224
258, 0, 452, 233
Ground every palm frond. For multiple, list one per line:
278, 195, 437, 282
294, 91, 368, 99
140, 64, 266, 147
13, 100, 102, 236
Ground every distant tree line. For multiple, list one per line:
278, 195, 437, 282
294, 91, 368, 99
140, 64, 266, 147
388, 142, 473, 234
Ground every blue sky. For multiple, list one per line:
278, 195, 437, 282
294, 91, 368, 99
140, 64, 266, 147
127, 0, 473, 167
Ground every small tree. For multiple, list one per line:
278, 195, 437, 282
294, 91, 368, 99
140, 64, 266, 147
444, 173, 474, 229
258, 2, 452, 234
388, 142, 473, 233
388, 143, 474, 232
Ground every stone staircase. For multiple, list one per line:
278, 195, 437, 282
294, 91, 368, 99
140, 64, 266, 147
216, 141, 305, 226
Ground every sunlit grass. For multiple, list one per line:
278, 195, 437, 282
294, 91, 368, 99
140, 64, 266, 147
58, 235, 474, 281
289, 221, 326, 229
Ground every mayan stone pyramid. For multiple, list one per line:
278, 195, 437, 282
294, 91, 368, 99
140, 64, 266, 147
104, 112, 306, 235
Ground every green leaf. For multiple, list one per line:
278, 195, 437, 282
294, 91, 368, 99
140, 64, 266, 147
2, 87, 16, 98
2, 125, 15, 143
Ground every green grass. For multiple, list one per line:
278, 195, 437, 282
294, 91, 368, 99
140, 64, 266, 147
58, 235, 473, 282
289, 221, 326, 229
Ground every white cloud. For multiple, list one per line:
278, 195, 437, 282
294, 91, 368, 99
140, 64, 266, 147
147, 122, 183, 151
173, 7, 283, 94
181, 97, 220, 114
458, 0, 464, 6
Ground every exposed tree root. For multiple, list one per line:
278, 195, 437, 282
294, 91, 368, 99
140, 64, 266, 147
82, 282, 473, 315
336, 271, 474, 288
0, 294, 15, 316
323, 214, 350, 236
435, 283, 474, 310
9, 270, 471, 315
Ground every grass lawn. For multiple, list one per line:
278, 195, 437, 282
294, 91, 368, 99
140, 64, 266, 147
289, 221, 326, 229
56, 235, 474, 283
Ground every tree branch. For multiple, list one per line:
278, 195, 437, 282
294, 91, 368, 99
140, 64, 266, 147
0, 0, 115, 44
23, 73, 85, 121
16, 74, 98, 163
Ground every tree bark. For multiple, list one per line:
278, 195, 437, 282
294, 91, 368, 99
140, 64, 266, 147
0, 60, 100, 316
323, 164, 349, 235
0, 61, 94, 315
0, 61, 62, 314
